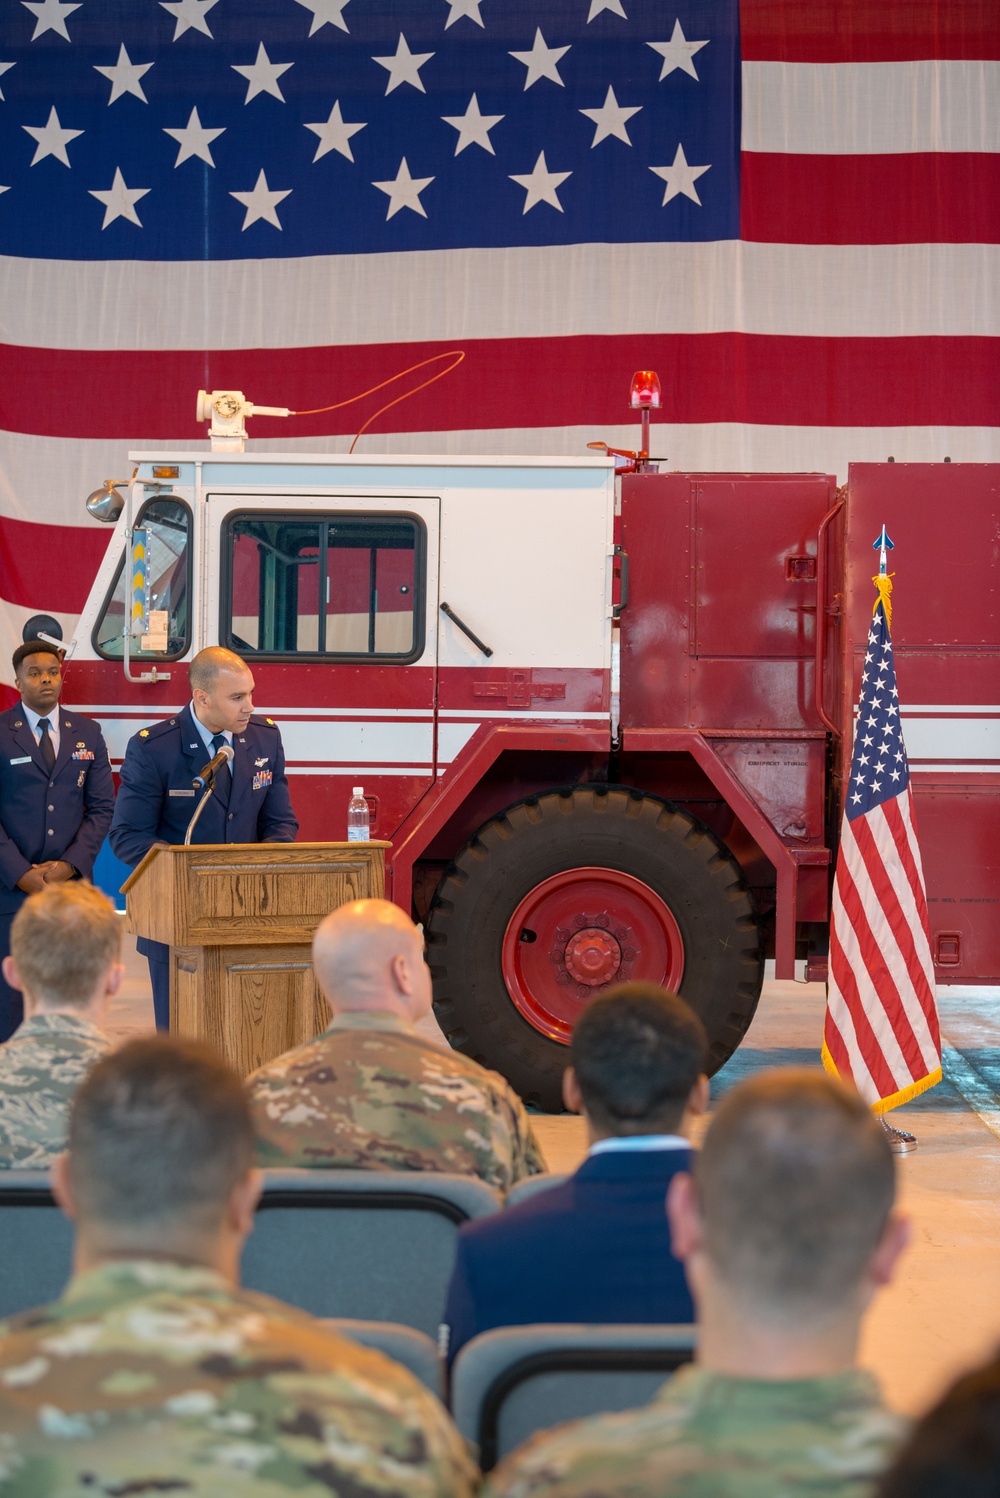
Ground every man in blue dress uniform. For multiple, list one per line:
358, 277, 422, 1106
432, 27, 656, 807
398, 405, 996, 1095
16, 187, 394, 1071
110, 647, 298, 1030
0, 641, 115, 1041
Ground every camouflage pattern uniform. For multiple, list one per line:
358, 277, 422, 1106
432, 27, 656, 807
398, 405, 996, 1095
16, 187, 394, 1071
0, 1258, 478, 1496
0, 1013, 110, 1168
484, 1364, 906, 1498
248, 1011, 545, 1192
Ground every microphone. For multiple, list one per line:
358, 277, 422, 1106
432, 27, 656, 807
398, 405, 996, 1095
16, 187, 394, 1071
192, 743, 234, 790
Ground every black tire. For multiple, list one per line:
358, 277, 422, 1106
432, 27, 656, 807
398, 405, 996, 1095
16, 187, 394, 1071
426, 787, 764, 1110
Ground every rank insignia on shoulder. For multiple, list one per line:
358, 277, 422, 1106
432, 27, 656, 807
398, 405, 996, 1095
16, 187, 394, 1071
139, 729, 149, 738
265, 717, 275, 725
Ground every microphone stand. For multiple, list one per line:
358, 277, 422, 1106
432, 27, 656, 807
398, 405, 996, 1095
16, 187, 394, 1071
184, 779, 216, 846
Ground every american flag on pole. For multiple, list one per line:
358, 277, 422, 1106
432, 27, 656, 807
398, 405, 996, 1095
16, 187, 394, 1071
1, 0, 998, 699
822, 563, 942, 1114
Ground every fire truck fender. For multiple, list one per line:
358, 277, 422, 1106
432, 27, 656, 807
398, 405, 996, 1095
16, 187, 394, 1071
426, 786, 764, 1111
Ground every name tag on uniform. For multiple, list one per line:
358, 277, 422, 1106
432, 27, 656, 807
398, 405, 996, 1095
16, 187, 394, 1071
168, 788, 196, 798
9, 756, 31, 766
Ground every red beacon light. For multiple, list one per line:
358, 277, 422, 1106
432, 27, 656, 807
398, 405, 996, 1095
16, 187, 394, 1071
628, 370, 661, 469
585, 370, 663, 474
629, 370, 661, 410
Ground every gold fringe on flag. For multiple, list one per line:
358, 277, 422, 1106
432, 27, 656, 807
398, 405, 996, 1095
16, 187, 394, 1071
872, 571, 893, 631
821, 1040, 942, 1116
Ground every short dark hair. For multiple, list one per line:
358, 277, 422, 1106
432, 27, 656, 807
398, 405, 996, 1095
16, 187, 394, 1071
570, 983, 708, 1136
876, 1351, 1000, 1498
68, 1038, 255, 1235
696, 1069, 895, 1321
12, 640, 61, 675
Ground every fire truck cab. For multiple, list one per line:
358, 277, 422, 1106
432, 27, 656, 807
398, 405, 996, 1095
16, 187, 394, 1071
64, 449, 999, 1107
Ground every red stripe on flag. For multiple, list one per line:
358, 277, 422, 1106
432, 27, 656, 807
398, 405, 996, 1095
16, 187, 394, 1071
2, 334, 999, 440
740, 0, 1000, 62
834, 831, 926, 1075
828, 880, 899, 1098
741, 153, 1000, 245
0, 516, 111, 613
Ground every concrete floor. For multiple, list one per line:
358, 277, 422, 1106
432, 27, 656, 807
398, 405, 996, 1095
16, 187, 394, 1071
113, 935, 1000, 1420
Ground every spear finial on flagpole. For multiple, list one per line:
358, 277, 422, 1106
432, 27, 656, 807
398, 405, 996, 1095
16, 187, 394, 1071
872, 525, 895, 627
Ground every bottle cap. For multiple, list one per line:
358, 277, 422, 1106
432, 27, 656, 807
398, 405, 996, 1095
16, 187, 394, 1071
352, 786, 364, 796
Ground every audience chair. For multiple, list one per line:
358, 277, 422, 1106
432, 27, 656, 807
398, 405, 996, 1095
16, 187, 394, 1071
0, 1172, 73, 1319
241, 1168, 502, 1336
503, 1173, 568, 1209
450, 1322, 697, 1471
324, 1317, 442, 1395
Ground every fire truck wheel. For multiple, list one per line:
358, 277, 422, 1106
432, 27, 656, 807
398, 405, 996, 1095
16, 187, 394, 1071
426, 787, 764, 1111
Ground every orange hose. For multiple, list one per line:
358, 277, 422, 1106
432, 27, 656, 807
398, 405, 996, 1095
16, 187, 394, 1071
291, 350, 466, 452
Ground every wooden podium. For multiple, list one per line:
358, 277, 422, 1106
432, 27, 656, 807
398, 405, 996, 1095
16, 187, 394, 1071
122, 842, 389, 1076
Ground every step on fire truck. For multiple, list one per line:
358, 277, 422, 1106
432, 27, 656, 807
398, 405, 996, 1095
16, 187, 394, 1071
48, 394, 999, 1108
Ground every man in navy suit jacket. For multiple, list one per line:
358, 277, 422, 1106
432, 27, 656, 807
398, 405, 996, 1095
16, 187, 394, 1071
110, 647, 298, 1030
0, 642, 115, 1040
441, 983, 709, 1370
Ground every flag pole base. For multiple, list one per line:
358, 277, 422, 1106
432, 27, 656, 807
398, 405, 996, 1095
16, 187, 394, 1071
881, 1118, 918, 1154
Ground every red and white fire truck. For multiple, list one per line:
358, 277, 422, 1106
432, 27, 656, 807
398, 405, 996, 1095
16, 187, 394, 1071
48, 408, 999, 1107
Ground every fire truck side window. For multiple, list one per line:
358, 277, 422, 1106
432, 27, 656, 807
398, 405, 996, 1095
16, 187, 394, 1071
224, 513, 423, 661
92, 498, 192, 660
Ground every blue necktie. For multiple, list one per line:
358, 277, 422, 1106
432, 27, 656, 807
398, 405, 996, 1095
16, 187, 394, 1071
37, 717, 56, 772
210, 732, 232, 800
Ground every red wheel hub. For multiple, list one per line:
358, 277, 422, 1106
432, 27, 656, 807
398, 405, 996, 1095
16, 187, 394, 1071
501, 867, 685, 1044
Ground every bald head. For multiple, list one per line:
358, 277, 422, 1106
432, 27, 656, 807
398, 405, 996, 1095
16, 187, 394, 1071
312, 900, 432, 1022
189, 647, 255, 736
189, 647, 248, 692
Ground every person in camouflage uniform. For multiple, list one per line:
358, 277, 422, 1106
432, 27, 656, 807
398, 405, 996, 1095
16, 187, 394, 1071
248, 899, 545, 1192
0, 1037, 477, 1497
484, 1070, 912, 1498
0, 882, 120, 1168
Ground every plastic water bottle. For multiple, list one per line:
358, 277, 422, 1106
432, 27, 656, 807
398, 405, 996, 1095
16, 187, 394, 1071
347, 786, 370, 842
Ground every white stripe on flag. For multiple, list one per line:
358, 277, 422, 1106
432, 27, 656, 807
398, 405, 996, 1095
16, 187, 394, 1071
743, 59, 1000, 154
2, 243, 998, 349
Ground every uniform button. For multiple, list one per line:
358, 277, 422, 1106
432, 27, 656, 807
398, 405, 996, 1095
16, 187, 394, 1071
47, 829, 54, 837
228, 813, 233, 821
47, 804, 55, 812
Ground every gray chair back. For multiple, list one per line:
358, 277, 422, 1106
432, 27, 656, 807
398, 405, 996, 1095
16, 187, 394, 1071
503, 1173, 568, 1209
241, 1169, 501, 1337
450, 1322, 696, 1471
324, 1317, 442, 1396
0, 1172, 73, 1319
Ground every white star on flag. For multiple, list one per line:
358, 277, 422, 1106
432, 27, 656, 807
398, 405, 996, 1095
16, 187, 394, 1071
20, 0, 81, 42
373, 157, 434, 219
509, 29, 570, 90
509, 150, 571, 213
441, 94, 503, 155
445, 0, 484, 27
580, 85, 640, 146
373, 34, 434, 95
305, 101, 367, 162
587, 0, 626, 19
648, 20, 710, 81
650, 143, 711, 205
94, 45, 154, 106
0, 63, 16, 102
296, 0, 351, 34
23, 106, 83, 168
159, 0, 218, 39
232, 44, 294, 105
89, 167, 150, 229
163, 107, 225, 168
230, 170, 292, 230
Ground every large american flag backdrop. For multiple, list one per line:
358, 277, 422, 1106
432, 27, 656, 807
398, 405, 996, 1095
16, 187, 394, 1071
823, 587, 942, 1113
0, 0, 997, 695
